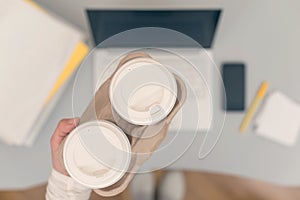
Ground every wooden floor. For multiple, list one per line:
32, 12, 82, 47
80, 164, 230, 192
1, 171, 300, 200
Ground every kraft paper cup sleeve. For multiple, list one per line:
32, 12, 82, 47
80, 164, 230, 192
79, 52, 187, 196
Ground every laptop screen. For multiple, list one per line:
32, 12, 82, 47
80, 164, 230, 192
87, 10, 221, 48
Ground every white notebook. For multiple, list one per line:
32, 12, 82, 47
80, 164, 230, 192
0, 0, 83, 146
254, 91, 300, 146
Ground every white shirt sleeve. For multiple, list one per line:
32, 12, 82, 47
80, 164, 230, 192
46, 169, 92, 200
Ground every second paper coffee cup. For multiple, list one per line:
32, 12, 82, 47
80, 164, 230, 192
109, 55, 178, 125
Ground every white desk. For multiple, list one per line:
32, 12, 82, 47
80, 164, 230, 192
1, 0, 300, 189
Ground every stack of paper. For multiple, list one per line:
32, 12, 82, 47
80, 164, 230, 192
0, 0, 89, 146
254, 91, 300, 146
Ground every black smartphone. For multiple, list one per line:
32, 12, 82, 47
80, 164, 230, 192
222, 63, 245, 111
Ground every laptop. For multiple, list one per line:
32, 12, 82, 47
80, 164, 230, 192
87, 10, 221, 132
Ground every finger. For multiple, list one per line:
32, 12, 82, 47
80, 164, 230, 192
51, 118, 80, 147
57, 118, 79, 134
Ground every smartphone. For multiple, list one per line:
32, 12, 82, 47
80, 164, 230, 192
222, 63, 245, 111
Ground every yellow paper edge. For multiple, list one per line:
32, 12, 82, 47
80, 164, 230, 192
45, 42, 89, 104
24, 0, 46, 12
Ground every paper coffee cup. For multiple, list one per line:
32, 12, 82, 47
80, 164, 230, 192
63, 120, 131, 188
110, 57, 177, 125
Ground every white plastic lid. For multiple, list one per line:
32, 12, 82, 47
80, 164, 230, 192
63, 120, 131, 188
110, 57, 177, 125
